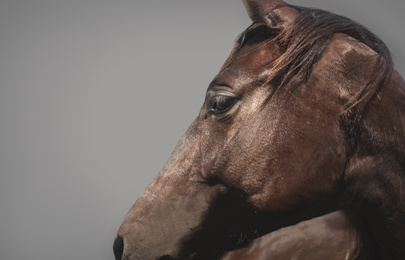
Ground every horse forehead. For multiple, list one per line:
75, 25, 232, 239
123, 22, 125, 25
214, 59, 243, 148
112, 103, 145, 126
213, 42, 280, 88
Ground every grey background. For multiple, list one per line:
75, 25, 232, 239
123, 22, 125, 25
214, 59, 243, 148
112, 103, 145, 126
0, 1, 403, 260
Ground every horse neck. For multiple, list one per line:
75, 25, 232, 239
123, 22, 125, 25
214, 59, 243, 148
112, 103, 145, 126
344, 70, 405, 259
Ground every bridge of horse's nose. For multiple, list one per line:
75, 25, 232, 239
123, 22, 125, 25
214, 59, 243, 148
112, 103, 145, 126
113, 235, 124, 260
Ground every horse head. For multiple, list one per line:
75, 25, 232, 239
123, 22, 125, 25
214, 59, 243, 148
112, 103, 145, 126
114, 1, 405, 259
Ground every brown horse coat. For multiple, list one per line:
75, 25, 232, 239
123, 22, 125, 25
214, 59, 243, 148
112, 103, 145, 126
114, 1, 405, 259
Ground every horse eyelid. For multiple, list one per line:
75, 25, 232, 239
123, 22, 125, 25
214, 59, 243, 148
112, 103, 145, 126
206, 95, 238, 115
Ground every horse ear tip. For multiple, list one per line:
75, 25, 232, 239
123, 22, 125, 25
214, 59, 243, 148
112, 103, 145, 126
242, 0, 266, 23
242, 0, 256, 21
242, 0, 289, 23
242, 0, 297, 27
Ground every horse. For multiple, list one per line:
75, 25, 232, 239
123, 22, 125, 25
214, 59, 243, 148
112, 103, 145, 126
114, 0, 405, 259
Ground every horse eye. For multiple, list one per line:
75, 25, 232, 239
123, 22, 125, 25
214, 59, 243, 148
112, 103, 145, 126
207, 95, 238, 115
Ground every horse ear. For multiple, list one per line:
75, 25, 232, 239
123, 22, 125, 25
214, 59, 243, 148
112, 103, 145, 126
242, 0, 298, 28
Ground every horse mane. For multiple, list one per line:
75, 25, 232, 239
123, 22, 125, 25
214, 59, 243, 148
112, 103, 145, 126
236, 6, 394, 112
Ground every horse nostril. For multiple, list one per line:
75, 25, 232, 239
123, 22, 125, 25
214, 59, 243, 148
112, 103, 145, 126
113, 235, 124, 260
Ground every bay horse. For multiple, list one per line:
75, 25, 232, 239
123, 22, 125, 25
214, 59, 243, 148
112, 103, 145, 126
114, 0, 405, 259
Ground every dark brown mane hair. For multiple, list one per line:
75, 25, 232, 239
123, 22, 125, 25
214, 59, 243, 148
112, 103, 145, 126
237, 6, 394, 112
